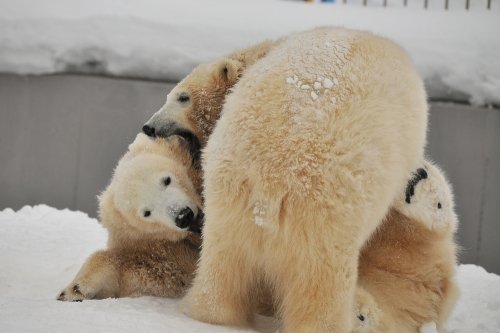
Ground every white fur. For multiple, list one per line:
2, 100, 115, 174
181, 27, 428, 332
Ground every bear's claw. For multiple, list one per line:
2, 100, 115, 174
57, 284, 87, 302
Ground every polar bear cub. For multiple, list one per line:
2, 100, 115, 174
354, 160, 459, 333
57, 133, 203, 301
142, 39, 275, 147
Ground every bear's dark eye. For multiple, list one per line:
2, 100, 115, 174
178, 92, 190, 103
357, 314, 365, 322
163, 177, 171, 187
437, 202, 442, 209
143, 210, 151, 217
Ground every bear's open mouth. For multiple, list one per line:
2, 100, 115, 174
189, 210, 204, 234
173, 129, 201, 167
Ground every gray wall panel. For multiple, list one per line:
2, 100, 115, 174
0, 76, 30, 206
72, 76, 174, 214
477, 111, 500, 272
426, 104, 492, 265
0, 74, 498, 273
0, 75, 80, 209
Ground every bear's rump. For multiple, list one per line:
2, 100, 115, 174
204, 27, 427, 245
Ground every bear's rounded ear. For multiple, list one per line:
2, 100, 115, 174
218, 58, 243, 85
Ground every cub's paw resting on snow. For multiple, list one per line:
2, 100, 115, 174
357, 160, 459, 333
57, 251, 119, 301
58, 285, 88, 302
57, 133, 203, 301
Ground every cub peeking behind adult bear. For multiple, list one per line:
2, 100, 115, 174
58, 134, 203, 301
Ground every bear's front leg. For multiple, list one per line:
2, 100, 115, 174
274, 246, 358, 333
57, 250, 119, 301
179, 230, 256, 326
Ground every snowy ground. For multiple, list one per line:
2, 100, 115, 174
0, 0, 499, 106
0, 205, 499, 332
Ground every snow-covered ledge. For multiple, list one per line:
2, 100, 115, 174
1, 0, 499, 106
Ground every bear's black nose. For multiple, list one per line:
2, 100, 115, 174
142, 124, 156, 137
175, 208, 195, 229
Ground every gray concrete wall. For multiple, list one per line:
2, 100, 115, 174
1, 74, 499, 274
426, 103, 500, 272
0, 74, 174, 216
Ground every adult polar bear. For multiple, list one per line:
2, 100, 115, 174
156, 28, 427, 332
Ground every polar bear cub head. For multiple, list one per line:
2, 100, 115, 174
142, 40, 276, 150
394, 160, 458, 234
142, 57, 243, 150
99, 133, 203, 244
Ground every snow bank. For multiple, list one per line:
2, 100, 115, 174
0, 0, 499, 106
0, 205, 277, 333
1, 204, 499, 332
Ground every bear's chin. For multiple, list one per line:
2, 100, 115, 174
130, 219, 189, 242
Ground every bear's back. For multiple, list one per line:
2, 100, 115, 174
207, 27, 428, 203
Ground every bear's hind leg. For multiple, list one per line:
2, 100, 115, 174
179, 231, 256, 326
273, 244, 358, 333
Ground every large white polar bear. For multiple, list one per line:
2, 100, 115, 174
179, 27, 428, 332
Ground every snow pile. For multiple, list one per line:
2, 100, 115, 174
446, 265, 500, 332
1, 205, 499, 332
0, 0, 499, 106
0, 205, 277, 333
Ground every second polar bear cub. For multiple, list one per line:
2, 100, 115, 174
354, 160, 459, 333
58, 133, 203, 301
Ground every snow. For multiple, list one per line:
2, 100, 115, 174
420, 322, 438, 333
323, 78, 334, 89
0, 205, 277, 333
0, 0, 499, 106
286, 73, 336, 101
253, 201, 267, 227
311, 91, 319, 100
1, 204, 500, 332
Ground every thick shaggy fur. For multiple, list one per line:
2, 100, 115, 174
177, 27, 428, 332
57, 134, 202, 301
354, 161, 459, 333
